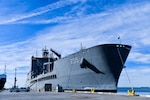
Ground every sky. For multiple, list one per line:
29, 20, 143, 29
0, 0, 150, 88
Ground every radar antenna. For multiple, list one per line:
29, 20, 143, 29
42, 46, 49, 58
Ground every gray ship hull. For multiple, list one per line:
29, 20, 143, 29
27, 44, 131, 92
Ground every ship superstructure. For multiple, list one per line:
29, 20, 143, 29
26, 44, 131, 92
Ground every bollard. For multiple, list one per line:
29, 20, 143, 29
91, 89, 95, 93
72, 89, 76, 93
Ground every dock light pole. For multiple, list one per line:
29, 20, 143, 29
14, 68, 17, 88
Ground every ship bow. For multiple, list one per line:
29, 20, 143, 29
102, 44, 131, 86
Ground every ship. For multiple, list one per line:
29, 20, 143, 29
0, 74, 6, 90
26, 44, 131, 92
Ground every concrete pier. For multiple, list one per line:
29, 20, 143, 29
0, 90, 149, 100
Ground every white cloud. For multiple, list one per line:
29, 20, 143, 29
129, 52, 150, 64
0, 0, 83, 24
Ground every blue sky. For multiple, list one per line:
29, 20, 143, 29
0, 0, 150, 88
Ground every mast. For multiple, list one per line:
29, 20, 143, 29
4, 65, 6, 75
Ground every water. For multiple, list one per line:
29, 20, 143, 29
117, 87, 150, 95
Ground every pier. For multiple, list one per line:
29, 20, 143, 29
0, 90, 149, 100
